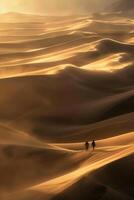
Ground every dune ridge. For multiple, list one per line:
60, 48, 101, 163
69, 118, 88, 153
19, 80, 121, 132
2, 132, 133, 200
0, 12, 133, 200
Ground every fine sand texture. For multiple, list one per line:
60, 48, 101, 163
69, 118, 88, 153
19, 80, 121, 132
0, 12, 134, 200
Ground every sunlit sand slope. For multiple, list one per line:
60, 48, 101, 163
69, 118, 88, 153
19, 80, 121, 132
1, 132, 133, 200
0, 66, 133, 141
0, 12, 133, 78
0, 12, 133, 200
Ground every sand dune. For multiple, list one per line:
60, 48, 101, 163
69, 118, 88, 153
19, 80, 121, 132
0, 65, 133, 141
52, 154, 134, 200
2, 132, 133, 200
0, 12, 133, 200
0, 38, 133, 77
0, 11, 133, 80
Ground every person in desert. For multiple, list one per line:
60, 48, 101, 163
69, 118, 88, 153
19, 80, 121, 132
91, 140, 96, 151
85, 141, 89, 151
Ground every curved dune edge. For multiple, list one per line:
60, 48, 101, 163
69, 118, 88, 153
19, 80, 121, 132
28, 132, 134, 197
0, 13, 133, 78
30, 147, 133, 194
2, 131, 134, 200
0, 12, 133, 200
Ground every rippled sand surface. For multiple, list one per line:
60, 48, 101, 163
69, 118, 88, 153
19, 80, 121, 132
0, 12, 134, 200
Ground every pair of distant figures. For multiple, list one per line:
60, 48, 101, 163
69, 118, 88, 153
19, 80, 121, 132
85, 140, 96, 151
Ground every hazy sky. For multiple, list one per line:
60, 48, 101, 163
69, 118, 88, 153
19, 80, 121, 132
0, 0, 117, 15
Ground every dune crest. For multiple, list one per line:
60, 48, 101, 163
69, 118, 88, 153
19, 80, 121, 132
0, 11, 133, 200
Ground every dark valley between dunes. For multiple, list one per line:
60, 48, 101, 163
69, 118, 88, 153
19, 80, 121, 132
0, 4, 134, 200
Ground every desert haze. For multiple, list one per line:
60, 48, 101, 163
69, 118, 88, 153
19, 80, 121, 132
0, 2, 134, 200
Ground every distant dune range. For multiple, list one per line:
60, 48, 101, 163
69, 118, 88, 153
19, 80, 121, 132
0, 12, 133, 200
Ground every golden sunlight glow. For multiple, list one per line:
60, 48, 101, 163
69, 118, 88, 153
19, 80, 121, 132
0, 4, 133, 199
0, 1, 18, 13
0, 0, 112, 15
